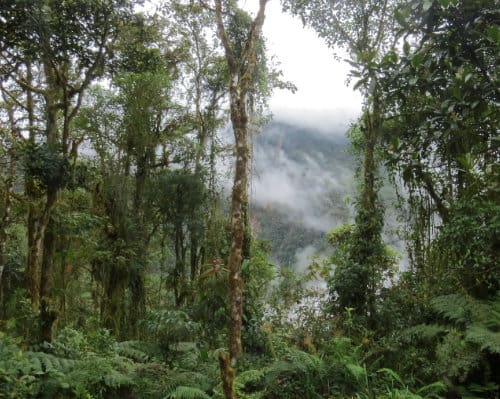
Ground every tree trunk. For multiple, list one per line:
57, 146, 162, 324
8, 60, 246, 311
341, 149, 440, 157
227, 107, 249, 363
214, 1, 268, 397
37, 61, 62, 341
39, 209, 57, 342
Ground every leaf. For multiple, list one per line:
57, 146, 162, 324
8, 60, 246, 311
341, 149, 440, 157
411, 52, 426, 68
353, 77, 367, 91
346, 363, 366, 380
377, 367, 405, 387
416, 381, 447, 397
403, 41, 411, 55
395, 7, 410, 29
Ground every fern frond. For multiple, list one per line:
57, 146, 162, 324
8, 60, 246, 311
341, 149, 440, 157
376, 367, 404, 387
165, 385, 210, 399
24, 351, 78, 374
234, 369, 266, 399
431, 295, 471, 325
416, 381, 446, 398
465, 325, 500, 354
103, 369, 135, 389
116, 341, 151, 363
404, 324, 447, 341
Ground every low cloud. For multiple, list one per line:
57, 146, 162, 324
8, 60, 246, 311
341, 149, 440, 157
271, 106, 360, 136
251, 120, 355, 233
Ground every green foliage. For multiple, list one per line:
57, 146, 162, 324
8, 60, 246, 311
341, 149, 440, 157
2, 289, 37, 340
327, 209, 398, 325
142, 310, 200, 353
262, 349, 328, 399
22, 143, 70, 189
431, 294, 500, 355
0, 333, 37, 398
165, 386, 210, 399
431, 197, 500, 297
2, 1, 499, 399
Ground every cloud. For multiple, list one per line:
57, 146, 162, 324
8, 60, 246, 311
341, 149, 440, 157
270, 107, 360, 136
251, 121, 355, 233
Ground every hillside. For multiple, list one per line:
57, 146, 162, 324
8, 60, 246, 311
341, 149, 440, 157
251, 120, 356, 268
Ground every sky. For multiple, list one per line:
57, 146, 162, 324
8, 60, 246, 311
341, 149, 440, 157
250, 0, 363, 129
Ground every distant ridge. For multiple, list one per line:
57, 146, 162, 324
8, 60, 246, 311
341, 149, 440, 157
251, 120, 355, 269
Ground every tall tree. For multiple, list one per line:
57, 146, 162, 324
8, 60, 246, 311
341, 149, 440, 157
283, 0, 399, 323
214, 0, 268, 397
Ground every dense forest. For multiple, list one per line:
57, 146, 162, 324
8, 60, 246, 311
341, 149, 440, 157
0, 0, 498, 398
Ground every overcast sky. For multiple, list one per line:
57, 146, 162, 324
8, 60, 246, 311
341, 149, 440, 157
252, 1, 363, 128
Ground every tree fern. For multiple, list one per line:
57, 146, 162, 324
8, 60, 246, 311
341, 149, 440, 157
431, 294, 472, 325
262, 349, 328, 399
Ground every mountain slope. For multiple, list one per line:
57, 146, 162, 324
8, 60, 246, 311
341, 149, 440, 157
251, 121, 356, 269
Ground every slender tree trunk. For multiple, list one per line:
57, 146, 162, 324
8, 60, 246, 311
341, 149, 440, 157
358, 86, 382, 324
214, 2, 268, 397
0, 176, 12, 283
227, 103, 249, 363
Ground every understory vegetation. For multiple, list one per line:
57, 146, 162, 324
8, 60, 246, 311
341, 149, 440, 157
0, 0, 498, 398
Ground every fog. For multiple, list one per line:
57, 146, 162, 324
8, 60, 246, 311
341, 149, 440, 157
250, 118, 405, 273
249, 119, 356, 271
251, 123, 355, 233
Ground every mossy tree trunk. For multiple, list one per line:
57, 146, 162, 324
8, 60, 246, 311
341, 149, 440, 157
214, 0, 268, 397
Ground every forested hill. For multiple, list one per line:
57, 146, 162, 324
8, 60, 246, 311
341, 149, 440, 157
251, 121, 355, 268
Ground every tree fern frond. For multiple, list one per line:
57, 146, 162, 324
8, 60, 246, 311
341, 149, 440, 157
465, 325, 500, 354
431, 294, 471, 325
234, 369, 266, 399
165, 385, 210, 399
376, 367, 404, 387
403, 324, 447, 341
24, 351, 78, 374
415, 381, 446, 398
116, 341, 151, 362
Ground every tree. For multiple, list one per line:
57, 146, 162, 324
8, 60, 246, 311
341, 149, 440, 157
378, 0, 499, 282
0, 0, 132, 342
214, 0, 268, 397
283, 0, 400, 323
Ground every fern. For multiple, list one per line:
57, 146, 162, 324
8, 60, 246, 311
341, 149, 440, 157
403, 324, 447, 341
416, 381, 447, 398
24, 351, 78, 374
431, 294, 472, 325
165, 385, 210, 399
377, 367, 405, 387
465, 325, 500, 354
116, 340, 151, 362
234, 369, 266, 399
262, 349, 329, 399
431, 293, 500, 354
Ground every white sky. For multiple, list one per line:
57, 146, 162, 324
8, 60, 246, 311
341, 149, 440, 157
250, 1, 363, 127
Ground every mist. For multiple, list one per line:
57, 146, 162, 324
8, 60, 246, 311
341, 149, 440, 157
250, 119, 356, 270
